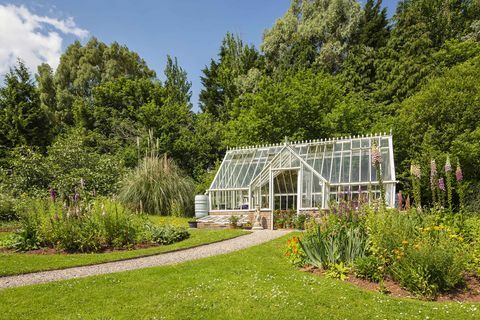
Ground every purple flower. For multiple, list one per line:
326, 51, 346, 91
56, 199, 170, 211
371, 144, 382, 166
49, 188, 57, 202
439, 178, 446, 192
445, 156, 452, 172
410, 163, 421, 179
456, 163, 463, 182
73, 191, 80, 202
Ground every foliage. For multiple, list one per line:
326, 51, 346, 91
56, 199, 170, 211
395, 55, 480, 186
228, 215, 240, 226
0, 193, 17, 221
300, 216, 369, 269
262, 0, 362, 73
118, 154, 195, 216
324, 262, 350, 281
200, 33, 262, 122
390, 226, 467, 299
10, 198, 190, 253
353, 255, 383, 282
225, 70, 377, 147
285, 236, 307, 267
142, 223, 189, 245
273, 210, 297, 229
366, 209, 469, 298
0, 60, 52, 150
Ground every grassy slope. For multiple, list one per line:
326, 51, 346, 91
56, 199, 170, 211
0, 228, 248, 276
0, 234, 478, 320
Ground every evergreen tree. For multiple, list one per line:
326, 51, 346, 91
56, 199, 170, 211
199, 33, 262, 121
357, 0, 390, 49
0, 60, 51, 149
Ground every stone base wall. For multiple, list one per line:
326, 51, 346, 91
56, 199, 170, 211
203, 210, 327, 230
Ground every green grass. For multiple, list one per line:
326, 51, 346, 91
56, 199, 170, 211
0, 234, 478, 320
0, 228, 248, 276
147, 215, 192, 227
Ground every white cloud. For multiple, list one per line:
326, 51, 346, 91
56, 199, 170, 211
0, 4, 88, 75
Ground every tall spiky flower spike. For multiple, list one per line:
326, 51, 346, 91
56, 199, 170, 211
456, 161, 464, 211
410, 163, 421, 179
410, 162, 422, 210
430, 159, 437, 206
444, 156, 452, 172
444, 155, 453, 212
455, 162, 463, 182
371, 143, 385, 209
438, 177, 446, 192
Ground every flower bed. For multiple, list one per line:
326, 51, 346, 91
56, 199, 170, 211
285, 207, 480, 300
3, 198, 189, 253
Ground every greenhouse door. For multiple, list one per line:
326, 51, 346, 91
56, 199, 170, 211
272, 169, 299, 211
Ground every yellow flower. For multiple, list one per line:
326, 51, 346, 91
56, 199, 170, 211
402, 240, 409, 245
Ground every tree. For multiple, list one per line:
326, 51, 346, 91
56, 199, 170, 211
261, 0, 362, 73
394, 55, 480, 182
199, 33, 262, 121
356, 0, 390, 49
164, 55, 192, 106
224, 70, 377, 146
54, 38, 156, 126
0, 60, 51, 149
373, 0, 480, 104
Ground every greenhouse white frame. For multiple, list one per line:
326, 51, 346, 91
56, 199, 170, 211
207, 133, 396, 219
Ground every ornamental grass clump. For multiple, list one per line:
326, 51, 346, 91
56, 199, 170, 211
119, 155, 195, 216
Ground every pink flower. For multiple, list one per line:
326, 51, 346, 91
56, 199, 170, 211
439, 178, 446, 192
371, 144, 382, 166
410, 163, 421, 179
430, 159, 437, 184
445, 156, 452, 172
456, 163, 463, 182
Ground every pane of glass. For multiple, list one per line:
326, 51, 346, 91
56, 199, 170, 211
341, 153, 350, 183
361, 150, 370, 182
351, 150, 360, 182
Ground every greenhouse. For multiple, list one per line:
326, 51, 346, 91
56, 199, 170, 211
207, 133, 396, 218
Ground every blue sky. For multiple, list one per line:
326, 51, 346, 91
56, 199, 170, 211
0, 0, 399, 111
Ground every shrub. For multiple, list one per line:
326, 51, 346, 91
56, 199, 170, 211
119, 155, 195, 216
293, 213, 307, 230
390, 228, 467, 299
353, 256, 383, 282
366, 209, 420, 265
367, 209, 468, 298
11, 198, 190, 252
143, 224, 189, 245
0, 193, 17, 221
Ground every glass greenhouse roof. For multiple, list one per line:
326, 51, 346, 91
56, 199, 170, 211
209, 133, 395, 191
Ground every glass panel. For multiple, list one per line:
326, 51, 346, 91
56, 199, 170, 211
341, 153, 350, 183
351, 150, 360, 183
360, 150, 370, 182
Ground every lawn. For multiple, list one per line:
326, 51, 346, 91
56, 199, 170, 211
0, 234, 478, 320
0, 227, 248, 276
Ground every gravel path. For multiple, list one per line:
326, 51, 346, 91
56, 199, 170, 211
0, 230, 291, 289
